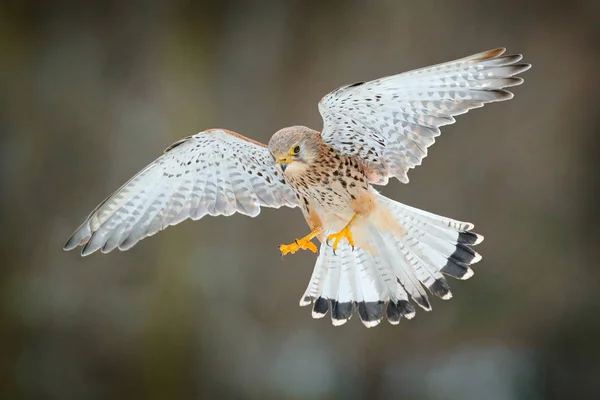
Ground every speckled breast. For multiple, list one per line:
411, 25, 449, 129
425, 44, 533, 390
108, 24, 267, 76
287, 153, 370, 213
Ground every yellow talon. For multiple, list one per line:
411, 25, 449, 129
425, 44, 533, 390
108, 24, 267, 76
326, 213, 358, 253
279, 229, 320, 256
327, 227, 355, 252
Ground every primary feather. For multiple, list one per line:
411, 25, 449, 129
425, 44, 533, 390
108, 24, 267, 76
64, 129, 297, 256
319, 48, 531, 184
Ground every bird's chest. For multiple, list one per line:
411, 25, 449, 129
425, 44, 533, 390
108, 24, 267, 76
286, 157, 369, 212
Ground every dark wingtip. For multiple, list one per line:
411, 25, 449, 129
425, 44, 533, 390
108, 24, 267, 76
386, 300, 416, 324
312, 297, 329, 318
441, 259, 474, 280
356, 301, 384, 328
458, 231, 484, 246
450, 244, 482, 265
331, 301, 353, 326
429, 278, 452, 300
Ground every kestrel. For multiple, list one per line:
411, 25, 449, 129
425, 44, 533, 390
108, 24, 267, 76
64, 48, 530, 327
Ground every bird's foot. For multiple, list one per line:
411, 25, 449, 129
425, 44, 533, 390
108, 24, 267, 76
279, 236, 318, 256
326, 227, 355, 253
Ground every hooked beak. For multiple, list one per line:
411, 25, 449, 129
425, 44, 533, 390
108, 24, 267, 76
278, 157, 291, 172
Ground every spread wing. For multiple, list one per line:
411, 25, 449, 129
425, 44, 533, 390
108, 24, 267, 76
318, 48, 531, 184
64, 128, 298, 256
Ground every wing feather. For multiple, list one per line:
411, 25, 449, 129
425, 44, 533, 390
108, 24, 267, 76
318, 48, 531, 184
64, 129, 297, 255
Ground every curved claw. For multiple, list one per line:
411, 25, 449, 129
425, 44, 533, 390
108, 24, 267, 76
326, 227, 355, 255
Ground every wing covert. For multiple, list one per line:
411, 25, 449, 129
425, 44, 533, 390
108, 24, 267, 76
318, 48, 531, 184
64, 129, 297, 255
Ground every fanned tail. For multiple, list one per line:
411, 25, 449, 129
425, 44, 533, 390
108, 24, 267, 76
299, 193, 482, 327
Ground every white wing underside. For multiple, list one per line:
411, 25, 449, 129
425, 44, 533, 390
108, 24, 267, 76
64, 129, 298, 255
319, 48, 531, 184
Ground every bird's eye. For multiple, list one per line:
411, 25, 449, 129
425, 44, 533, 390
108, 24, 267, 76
291, 145, 300, 155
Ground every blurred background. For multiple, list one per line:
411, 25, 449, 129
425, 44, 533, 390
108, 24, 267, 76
1, 1, 599, 399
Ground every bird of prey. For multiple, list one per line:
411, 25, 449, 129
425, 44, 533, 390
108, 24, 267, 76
64, 48, 530, 327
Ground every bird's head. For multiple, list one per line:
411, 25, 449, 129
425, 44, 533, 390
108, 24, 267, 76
268, 126, 321, 176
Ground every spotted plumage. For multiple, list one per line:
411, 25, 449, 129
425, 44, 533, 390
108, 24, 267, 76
64, 48, 530, 327
272, 129, 370, 214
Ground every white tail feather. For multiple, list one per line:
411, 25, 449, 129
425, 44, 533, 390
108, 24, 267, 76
300, 193, 483, 326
